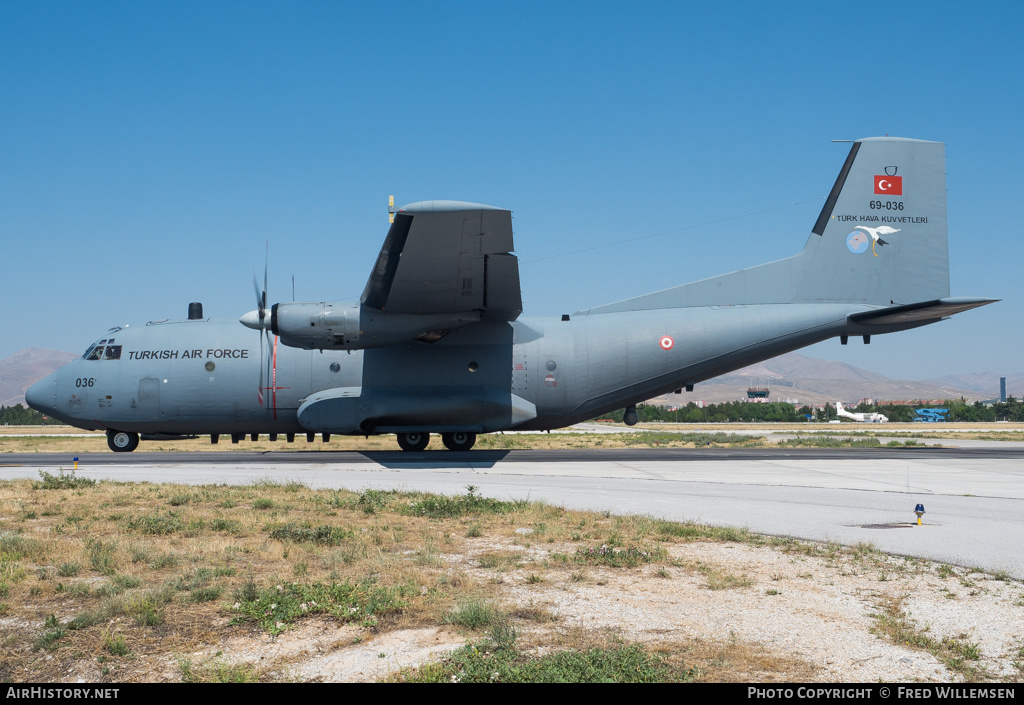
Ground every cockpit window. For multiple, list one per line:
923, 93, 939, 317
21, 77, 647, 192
83, 339, 113, 361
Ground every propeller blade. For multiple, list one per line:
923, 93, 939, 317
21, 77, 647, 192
257, 326, 265, 406
252, 271, 265, 317
264, 328, 272, 413
263, 243, 268, 312
249, 244, 272, 409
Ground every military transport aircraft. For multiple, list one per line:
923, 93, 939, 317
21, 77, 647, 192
835, 402, 889, 423
26, 137, 996, 452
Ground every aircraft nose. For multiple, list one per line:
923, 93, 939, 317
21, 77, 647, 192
25, 372, 57, 415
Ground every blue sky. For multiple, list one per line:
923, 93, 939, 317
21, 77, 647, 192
1, 1, 1020, 383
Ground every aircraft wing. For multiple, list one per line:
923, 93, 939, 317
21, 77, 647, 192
361, 201, 522, 321
848, 297, 999, 326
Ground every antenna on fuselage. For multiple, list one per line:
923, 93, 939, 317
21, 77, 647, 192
388, 195, 396, 224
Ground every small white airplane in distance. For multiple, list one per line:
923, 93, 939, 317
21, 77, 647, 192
836, 402, 888, 423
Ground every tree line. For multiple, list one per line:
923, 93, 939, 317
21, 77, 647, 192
599, 398, 1024, 423
0, 404, 59, 425
600, 401, 809, 423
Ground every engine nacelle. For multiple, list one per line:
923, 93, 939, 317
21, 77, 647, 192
270, 300, 480, 351
271, 301, 359, 350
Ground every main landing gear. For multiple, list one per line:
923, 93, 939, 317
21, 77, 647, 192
395, 432, 478, 452
107, 430, 140, 453
441, 431, 476, 451
396, 432, 430, 452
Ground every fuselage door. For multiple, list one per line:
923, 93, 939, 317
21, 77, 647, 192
137, 377, 161, 419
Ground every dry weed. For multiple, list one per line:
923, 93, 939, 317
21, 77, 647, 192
1, 475, 1021, 682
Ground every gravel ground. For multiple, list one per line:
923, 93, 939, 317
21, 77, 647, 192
496, 541, 1023, 682
167, 538, 1023, 683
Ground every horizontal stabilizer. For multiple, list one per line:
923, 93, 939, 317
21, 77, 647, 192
848, 297, 999, 326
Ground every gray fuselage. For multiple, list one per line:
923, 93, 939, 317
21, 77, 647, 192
32, 303, 871, 436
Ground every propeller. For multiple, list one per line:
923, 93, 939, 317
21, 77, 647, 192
241, 245, 273, 409
253, 269, 267, 326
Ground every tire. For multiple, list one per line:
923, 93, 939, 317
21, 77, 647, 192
107, 430, 140, 453
442, 431, 477, 451
396, 432, 430, 452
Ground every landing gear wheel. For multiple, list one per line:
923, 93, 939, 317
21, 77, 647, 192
107, 430, 140, 453
396, 432, 430, 452
442, 431, 477, 451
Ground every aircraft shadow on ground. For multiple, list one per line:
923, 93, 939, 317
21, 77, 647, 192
357, 450, 511, 469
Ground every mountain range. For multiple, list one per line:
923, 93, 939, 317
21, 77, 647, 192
650, 352, 1019, 407
0, 348, 79, 408
0, 348, 1018, 411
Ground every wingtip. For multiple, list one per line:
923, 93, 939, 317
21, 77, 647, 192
400, 200, 508, 213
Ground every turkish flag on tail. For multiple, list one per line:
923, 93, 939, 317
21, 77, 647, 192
874, 175, 903, 195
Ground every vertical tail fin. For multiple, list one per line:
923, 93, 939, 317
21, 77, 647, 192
585, 137, 951, 314
795, 137, 949, 305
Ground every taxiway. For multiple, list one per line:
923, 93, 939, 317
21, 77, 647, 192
2, 447, 1022, 579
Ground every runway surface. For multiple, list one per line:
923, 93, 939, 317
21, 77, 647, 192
3, 447, 1023, 579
